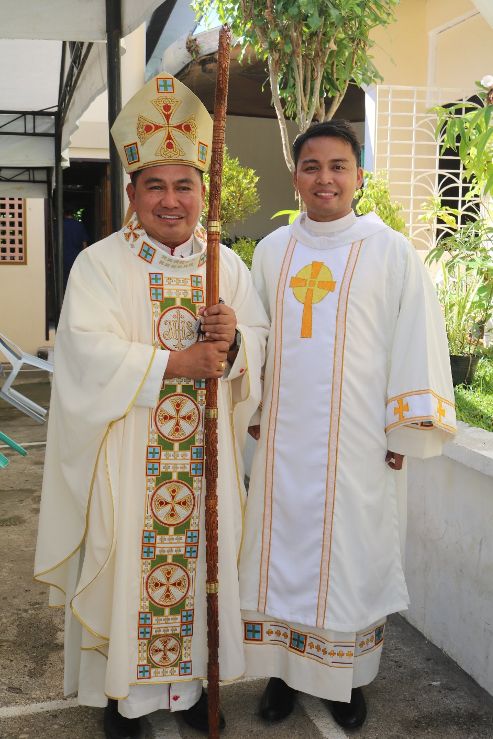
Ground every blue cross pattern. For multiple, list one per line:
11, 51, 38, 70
191, 275, 202, 288
245, 623, 262, 641
139, 626, 151, 639
290, 631, 306, 651
151, 287, 163, 301
181, 623, 193, 636
158, 77, 174, 93
142, 545, 155, 559
181, 609, 193, 623
194, 379, 205, 389
185, 545, 198, 558
125, 143, 139, 164
150, 273, 163, 285
138, 665, 150, 679
140, 243, 156, 263
190, 462, 203, 476
139, 612, 152, 625
179, 661, 192, 675
191, 446, 203, 460
147, 446, 161, 459
192, 289, 203, 303
147, 462, 159, 476
186, 530, 199, 544
143, 530, 156, 544
198, 142, 207, 162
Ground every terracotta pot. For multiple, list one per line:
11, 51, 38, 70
450, 354, 479, 386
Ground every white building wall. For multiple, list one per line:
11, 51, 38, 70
405, 424, 493, 696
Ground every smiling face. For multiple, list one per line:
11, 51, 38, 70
293, 136, 363, 222
126, 164, 205, 247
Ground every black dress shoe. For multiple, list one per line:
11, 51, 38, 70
259, 677, 297, 722
182, 689, 226, 734
326, 687, 367, 729
103, 699, 142, 739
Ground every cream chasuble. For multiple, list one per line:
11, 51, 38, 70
34, 215, 268, 715
239, 212, 456, 701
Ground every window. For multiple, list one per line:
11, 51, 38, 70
0, 198, 26, 264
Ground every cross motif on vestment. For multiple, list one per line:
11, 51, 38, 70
436, 399, 446, 423
393, 398, 409, 421
290, 261, 336, 338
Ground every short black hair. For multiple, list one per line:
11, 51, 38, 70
129, 167, 204, 185
293, 120, 361, 168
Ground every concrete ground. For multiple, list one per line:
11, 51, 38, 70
1, 377, 493, 739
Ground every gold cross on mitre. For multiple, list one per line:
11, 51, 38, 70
137, 96, 197, 159
290, 261, 336, 338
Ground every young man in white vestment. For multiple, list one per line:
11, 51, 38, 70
239, 120, 456, 729
34, 74, 268, 739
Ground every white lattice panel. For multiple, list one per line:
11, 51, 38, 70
373, 85, 479, 251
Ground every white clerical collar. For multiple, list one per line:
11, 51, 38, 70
302, 210, 357, 235
147, 234, 195, 258
290, 210, 387, 250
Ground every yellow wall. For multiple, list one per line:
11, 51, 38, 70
426, 0, 475, 29
434, 14, 492, 89
371, 0, 491, 90
371, 0, 428, 86
0, 199, 47, 354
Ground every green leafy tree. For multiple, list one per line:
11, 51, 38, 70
433, 77, 493, 200
231, 236, 257, 268
354, 171, 406, 233
194, 0, 398, 172
203, 147, 260, 237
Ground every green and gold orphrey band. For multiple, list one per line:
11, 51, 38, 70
136, 269, 206, 682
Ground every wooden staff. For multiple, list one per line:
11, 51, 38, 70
204, 24, 231, 739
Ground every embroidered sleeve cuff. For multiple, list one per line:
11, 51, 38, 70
134, 349, 169, 407
386, 390, 456, 435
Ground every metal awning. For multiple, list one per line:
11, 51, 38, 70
0, 0, 165, 198
0, 0, 167, 316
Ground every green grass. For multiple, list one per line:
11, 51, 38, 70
455, 355, 493, 432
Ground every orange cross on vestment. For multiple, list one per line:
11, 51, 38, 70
436, 399, 446, 423
393, 398, 409, 421
137, 97, 197, 159
290, 261, 336, 338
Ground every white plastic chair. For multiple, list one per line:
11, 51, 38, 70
0, 333, 53, 423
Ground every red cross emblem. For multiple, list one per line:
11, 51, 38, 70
137, 97, 197, 159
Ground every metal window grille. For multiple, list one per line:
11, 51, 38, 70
373, 85, 479, 251
0, 198, 26, 264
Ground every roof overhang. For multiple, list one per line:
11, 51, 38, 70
163, 28, 364, 121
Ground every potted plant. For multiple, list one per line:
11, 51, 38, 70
434, 256, 491, 384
